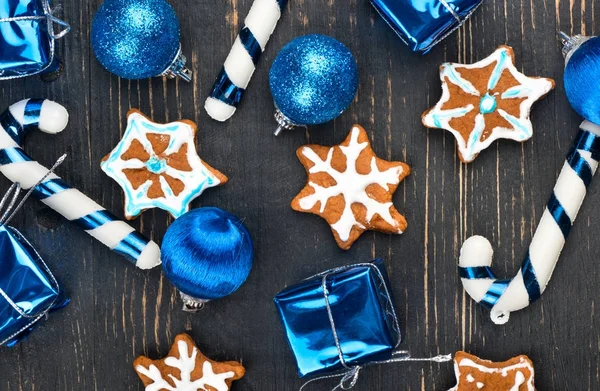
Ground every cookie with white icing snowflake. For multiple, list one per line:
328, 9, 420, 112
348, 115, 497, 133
134, 333, 245, 391
448, 351, 535, 391
423, 46, 555, 163
101, 110, 228, 219
291, 125, 410, 250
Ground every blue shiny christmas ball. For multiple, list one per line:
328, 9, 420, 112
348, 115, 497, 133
91, 0, 181, 79
269, 34, 358, 125
565, 36, 600, 124
161, 208, 254, 302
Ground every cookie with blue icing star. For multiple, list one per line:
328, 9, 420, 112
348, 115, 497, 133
101, 110, 228, 219
423, 46, 554, 163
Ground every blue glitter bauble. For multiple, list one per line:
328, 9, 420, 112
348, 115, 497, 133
161, 208, 254, 301
91, 0, 181, 80
565, 36, 600, 124
269, 35, 358, 125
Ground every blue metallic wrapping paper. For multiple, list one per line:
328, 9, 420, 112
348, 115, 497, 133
0, 225, 69, 347
0, 0, 69, 80
274, 259, 400, 377
371, 0, 483, 53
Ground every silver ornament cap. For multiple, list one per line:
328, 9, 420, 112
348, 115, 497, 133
180, 292, 208, 313
161, 46, 192, 82
559, 32, 592, 63
273, 108, 306, 136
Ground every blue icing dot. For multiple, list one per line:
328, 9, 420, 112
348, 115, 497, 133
146, 156, 167, 174
479, 93, 498, 114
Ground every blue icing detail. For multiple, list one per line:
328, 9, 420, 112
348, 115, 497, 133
467, 114, 485, 151
499, 110, 530, 137
479, 93, 497, 114
431, 106, 472, 129
443, 65, 478, 95
487, 49, 508, 91
145, 156, 167, 174
502, 86, 529, 99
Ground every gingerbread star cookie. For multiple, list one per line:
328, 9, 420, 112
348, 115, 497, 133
101, 110, 228, 219
423, 46, 555, 163
134, 333, 245, 391
448, 351, 535, 391
291, 125, 410, 250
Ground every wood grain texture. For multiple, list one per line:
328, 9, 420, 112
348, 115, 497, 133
0, 0, 598, 390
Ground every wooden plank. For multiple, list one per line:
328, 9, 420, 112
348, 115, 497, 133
0, 0, 598, 389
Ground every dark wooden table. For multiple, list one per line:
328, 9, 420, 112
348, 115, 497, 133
1, 0, 598, 390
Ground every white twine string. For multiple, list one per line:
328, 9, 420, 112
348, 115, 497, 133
299, 263, 452, 390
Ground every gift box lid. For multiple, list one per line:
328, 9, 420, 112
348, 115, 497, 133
0, 225, 63, 345
371, 0, 483, 53
274, 259, 401, 377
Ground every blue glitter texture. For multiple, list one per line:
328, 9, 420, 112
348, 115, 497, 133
269, 35, 358, 125
91, 0, 181, 80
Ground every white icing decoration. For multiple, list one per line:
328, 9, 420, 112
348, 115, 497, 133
448, 356, 535, 391
423, 46, 554, 162
136, 340, 236, 391
510, 371, 526, 391
101, 112, 223, 219
296, 126, 406, 242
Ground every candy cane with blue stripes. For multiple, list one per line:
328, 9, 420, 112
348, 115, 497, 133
0, 99, 161, 270
205, 0, 288, 121
459, 121, 600, 324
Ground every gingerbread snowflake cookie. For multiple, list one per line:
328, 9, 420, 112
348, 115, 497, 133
134, 333, 245, 391
449, 351, 535, 391
291, 125, 410, 250
423, 46, 555, 163
101, 110, 228, 219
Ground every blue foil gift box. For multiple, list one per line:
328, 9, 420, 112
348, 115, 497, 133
371, 0, 483, 53
0, 224, 69, 347
0, 0, 70, 80
274, 260, 402, 377
0, 183, 69, 347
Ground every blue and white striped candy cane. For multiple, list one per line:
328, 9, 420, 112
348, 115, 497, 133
0, 99, 161, 270
205, 0, 288, 122
459, 121, 600, 324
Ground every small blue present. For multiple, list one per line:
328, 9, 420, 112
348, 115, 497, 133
0, 184, 69, 347
371, 0, 483, 53
274, 260, 401, 377
0, 0, 70, 80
